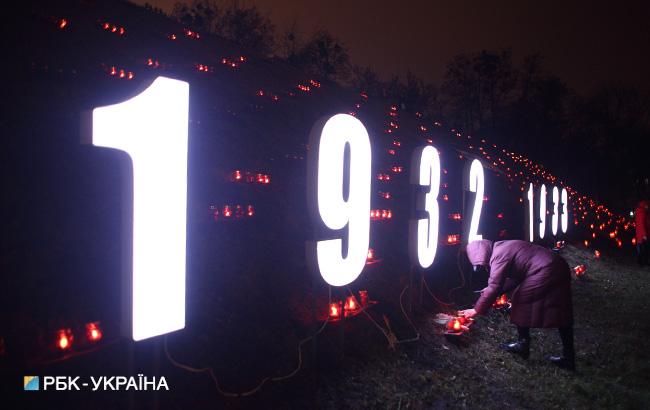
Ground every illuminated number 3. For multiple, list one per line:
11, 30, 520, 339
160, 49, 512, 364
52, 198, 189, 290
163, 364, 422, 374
410, 146, 440, 268
89, 77, 189, 341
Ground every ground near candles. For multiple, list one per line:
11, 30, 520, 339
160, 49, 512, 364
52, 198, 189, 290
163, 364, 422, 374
227, 244, 650, 409
21, 244, 648, 409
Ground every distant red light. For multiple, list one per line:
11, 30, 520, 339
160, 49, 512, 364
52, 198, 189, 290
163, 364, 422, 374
497, 212, 504, 219
594, 250, 601, 258
56, 329, 73, 351
58, 18, 68, 29
247, 205, 254, 217
86, 322, 102, 342
446, 234, 461, 245
449, 213, 462, 221
223, 205, 232, 218
329, 301, 342, 319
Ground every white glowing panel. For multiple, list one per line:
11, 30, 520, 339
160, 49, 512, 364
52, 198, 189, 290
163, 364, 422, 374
468, 159, 484, 243
561, 188, 569, 233
316, 114, 371, 286
92, 77, 189, 341
527, 183, 534, 242
414, 146, 440, 268
539, 184, 547, 239
551, 186, 559, 236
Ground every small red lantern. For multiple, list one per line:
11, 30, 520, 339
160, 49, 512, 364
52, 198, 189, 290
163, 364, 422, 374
492, 294, 509, 308
359, 290, 368, 307
573, 265, 586, 277
344, 295, 360, 315
56, 329, 73, 351
86, 322, 102, 342
329, 301, 342, 320
445, 234, 461, 245
594, 250, 601, 258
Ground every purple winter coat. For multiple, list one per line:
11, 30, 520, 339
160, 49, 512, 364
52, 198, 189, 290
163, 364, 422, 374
467, 239, 573, 328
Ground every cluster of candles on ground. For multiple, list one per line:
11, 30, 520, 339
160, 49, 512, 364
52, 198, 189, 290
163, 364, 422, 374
328, 291, 370, 321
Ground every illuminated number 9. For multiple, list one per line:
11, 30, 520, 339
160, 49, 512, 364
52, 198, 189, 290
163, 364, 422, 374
538, 185, 547, 239
307, 114, 371, 287
551, 186, 559, 236
561, 187, 569, 233
466, 159, 484, 243
410, 146, 440, 268
89, 77, 189, 341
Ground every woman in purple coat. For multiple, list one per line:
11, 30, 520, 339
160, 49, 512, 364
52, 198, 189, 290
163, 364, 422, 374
459, 239, 575, 370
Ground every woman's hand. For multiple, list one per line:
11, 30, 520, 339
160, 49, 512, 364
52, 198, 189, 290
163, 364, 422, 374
458, 308, 477, 319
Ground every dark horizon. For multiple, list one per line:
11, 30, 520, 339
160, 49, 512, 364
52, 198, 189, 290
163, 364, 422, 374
136, 0, 650, 97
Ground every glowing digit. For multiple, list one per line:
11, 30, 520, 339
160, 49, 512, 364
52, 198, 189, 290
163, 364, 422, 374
410, 146, 440, 268
539, 184, 547, 239
527, 183, 534, 242
91, 77, 189, 341
308, 114, 371, 286
561, 188, 569, 233
467, 159, 484, 243
551, 186, 559, 236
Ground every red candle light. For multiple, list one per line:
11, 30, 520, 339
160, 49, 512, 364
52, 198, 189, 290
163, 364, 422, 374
344, 295, 360, 315
573, 265, 586, 277
329, 301, 342, 320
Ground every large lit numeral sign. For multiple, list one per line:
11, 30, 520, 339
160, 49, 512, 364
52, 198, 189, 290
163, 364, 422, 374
409, 146, 440, 268
465, 159, 484, 243
91, 77, 189, 341
561, 187, 569, 234
306, 114, 371, 286
551, 186, 559, 236
539, 184, 547, 239
526, 183, 534, 242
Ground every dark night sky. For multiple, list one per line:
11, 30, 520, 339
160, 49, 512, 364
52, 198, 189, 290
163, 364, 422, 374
135, 0, 650, 96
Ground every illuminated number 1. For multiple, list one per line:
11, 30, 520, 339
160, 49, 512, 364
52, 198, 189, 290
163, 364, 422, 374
410, 146, 440, 268
467, 159, 484, 243
527, 183, 534, 242
307, 114, 371, 287
91, 77, 189, 341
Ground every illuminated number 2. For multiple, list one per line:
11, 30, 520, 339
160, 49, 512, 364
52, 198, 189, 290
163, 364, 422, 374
410, 146, 440, 268
91, 77, 189, 341
467, 159, 484, 243
308, 114, 371, 287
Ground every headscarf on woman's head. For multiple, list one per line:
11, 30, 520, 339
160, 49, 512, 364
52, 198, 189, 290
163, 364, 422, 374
466, 239, 494, 267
